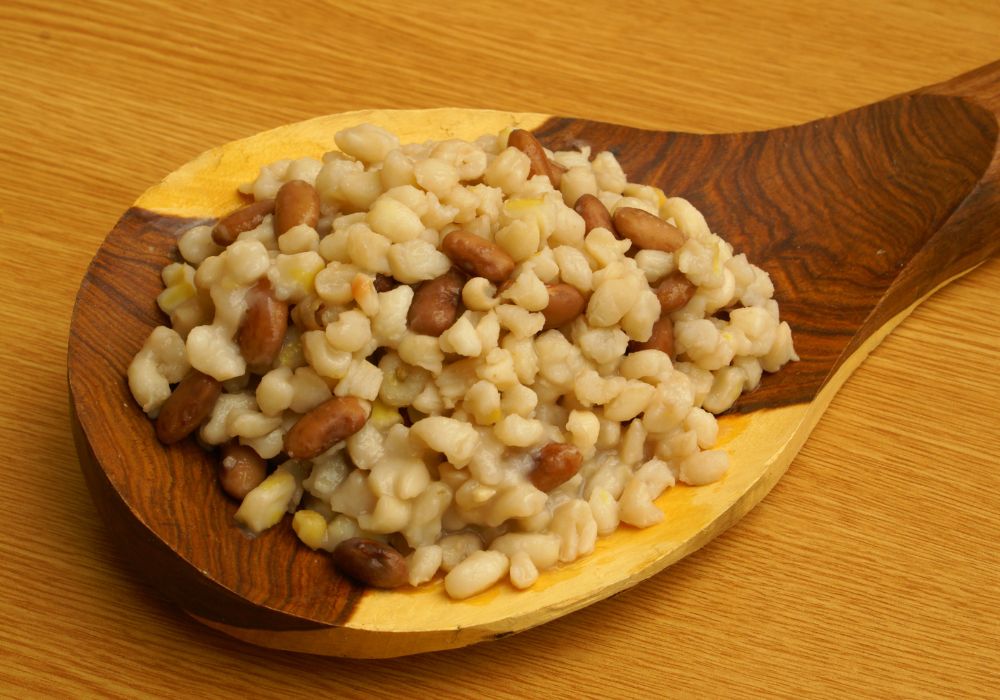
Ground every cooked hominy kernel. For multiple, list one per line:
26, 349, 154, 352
439, 532, 483, 572
475, 311, 501, 353
288, 366, 334, 413
495, 304, 546, 338
323, 309, 371, 353
493, 414, 544, 447
679, 449, 730, 486
484, 147, 531, 195
278, 223, 320, 254
367, 196, 424, 243
346, 422, 384, 470
131, 123, 796, 600
500, 383, 538, 417
550, 500, 598, 563
268, 252, 325, 302
371, 285, 414, 348
566, 409, 600, 456
235, 470, 297, 533
612, 195, 658, 216
501, 335, 538, 385
553, 245, 593, 292
439, 316, 483, 357
378, 352, 430, 407
292, 510, 330, 550
302, 330, 351, 380
494, 219, 540, 262
618, 477, 664, 528
347, 224, 392, 274
559, 165, 598, 205
483, 482, 547, 526
501, 269, 548, 311
575, 324, 630, 365
464, 380, 502, 425
584, 457, 631, 500
684, 407, 719, 448
620, 419, 647, 465
407, 545, 444, 586
590, 151, 627, 194
444, 550, 509, 599
635, 458, 675, 498
333, 359, 382, 401
588, 487, 620, 535
701, 365, 747, 414
358, 495, 411, 533
603, 380, 656, 421
399, 333, 444, 374
508, 550, 539, 589
325, 514, 362, 550
595, 415, 623, 450
334, 123, 400, 163
435, 358, 479, 405
186, 324, 246, 381
178, 224, 223, 265
410, 416, 480, 467
587, 276, 640, 327
227, 406, 282, 439
491, 532, 561, 570
387, 239, 451, 283
327, 469, 376, 517
128, 326, 191, 415
462, 277, 499, 310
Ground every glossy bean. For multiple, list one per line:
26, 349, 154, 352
155, 370, 222, 444
613, 207, 686, 252
211, 199, 275, 246
333, 537, 408, 589
283, 396, 367, 459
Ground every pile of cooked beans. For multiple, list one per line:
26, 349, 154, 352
128, 123, 797, 598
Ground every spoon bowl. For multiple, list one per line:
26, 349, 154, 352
69, 62, 1000, 657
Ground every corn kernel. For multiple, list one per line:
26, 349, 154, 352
234, 471, 296, 534
292, 510, 330, 550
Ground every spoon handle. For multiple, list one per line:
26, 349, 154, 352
897, 61, 1000, 306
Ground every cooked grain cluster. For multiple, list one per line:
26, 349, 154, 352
129, 123, 797, 598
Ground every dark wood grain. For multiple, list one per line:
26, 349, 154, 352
68, 62, 1000, 639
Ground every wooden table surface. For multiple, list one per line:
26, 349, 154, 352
2, 1, 998, 697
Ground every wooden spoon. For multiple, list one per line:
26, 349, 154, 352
68, 62, 1000, 658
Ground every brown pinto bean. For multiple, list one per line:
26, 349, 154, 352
630, 316, 675, 357
284, 396, 367, 459
373, 273, 398, 292
274, 180, 320, 236
212, 199, 275, 246
547, 159, 566, 189
655, 272, 697, 313
332, 537, 408, 589
573, 193, 615, 234
542, 283, 587, 330
441, 231, 515, 283
408, 268, 464, 336
155, 370, 222, 444
530, 443, 583, 492
238, 279, 288, 374
612, 207, 685, 252
507, 129, 563, 187
218, 442, 267, 500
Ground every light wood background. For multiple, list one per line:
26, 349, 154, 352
2, 1, 998, 697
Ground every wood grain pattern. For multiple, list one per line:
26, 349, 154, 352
67, 61, 1000, 656
3, 0, 999, 695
